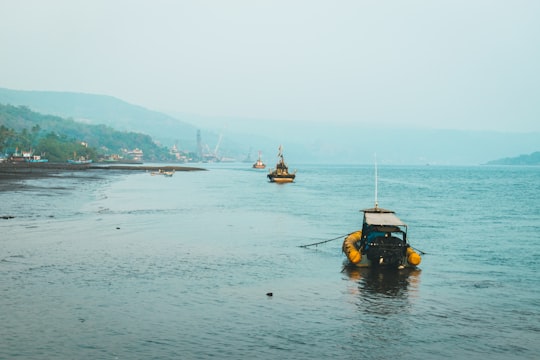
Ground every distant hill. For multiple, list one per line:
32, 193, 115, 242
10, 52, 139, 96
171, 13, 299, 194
173, 113, 540, 165
0, 87, 277, 160
2, 87, 539, 165
0, 87, 204, 151
0, 103, 175, 162
485, 151, 540, 165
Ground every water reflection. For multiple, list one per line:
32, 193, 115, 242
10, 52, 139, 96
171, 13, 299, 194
343, 267, 421, 315
345, 267, 421, 296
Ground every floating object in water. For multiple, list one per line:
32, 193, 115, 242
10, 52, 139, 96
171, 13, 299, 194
343, 206, 421, 269
342, 231, 362, 263
343, 157, 421, 269
267, 145, 296, 183
252, 150, 266, 169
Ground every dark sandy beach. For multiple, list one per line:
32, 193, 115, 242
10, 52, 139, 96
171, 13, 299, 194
0, 162, 207, 191
0, 162, 206, 173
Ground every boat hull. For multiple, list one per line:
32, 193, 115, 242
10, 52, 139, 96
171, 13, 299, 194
67, 160, 93, 165
343, 249, 420, 269
267, 174, 295, 183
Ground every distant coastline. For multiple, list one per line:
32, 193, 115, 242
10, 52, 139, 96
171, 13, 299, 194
484, 151, 540, 166
2, 87, 540, 166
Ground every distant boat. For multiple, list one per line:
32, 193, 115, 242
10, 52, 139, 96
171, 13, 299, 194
67, 153, 92, 164
242, 151, 252, 163
9, 150, 48, 163
101, 155, 143, 164
151, 169, 175, 177
267, 146, 296, 183
67, 158, 93, 165
252, 151, 266, 169
26, 155, 48, 163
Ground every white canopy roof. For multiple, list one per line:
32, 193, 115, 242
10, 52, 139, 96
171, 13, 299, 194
362, 208, 407, 226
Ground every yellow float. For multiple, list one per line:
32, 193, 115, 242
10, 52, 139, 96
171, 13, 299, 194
342, 231, 362, 264
406, 247, 421, 266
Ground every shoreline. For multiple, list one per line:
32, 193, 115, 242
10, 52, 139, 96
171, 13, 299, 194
89, 164, 207, 171
0, 162, 207, 171
0, 162, 207, 180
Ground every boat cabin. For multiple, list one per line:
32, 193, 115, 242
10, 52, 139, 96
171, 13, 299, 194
360, 207, 409, 266
362, 208, 407, 240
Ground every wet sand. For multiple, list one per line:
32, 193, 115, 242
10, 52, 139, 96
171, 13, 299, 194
0, 162, 206, 173
89, 164, 207, 172
0, 162, 207, 189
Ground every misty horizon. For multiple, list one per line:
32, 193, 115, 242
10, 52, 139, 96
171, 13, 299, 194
1, 1, 539, 135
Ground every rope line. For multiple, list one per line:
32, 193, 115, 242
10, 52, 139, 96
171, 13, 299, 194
411, 246, 427, 255
299, 234, 350, 248
299, 233, 427, 255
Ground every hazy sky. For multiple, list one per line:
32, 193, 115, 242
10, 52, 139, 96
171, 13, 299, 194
1, 0, 539, 132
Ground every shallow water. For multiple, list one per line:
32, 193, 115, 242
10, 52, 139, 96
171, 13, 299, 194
1, 164, 539, 359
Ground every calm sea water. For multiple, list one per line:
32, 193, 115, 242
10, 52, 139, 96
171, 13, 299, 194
1, 164, 539, 359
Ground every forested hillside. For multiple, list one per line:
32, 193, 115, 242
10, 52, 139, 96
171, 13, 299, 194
0, 103, 180, 162
0, 87, 202, 149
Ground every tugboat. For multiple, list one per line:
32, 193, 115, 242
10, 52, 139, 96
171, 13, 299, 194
342, 204, 421, 269
267, 146, 296, 183
252, 151, 266, 169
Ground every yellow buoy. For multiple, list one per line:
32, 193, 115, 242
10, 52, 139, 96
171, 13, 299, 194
407, 247, 421, 266
343, 231, 362, 264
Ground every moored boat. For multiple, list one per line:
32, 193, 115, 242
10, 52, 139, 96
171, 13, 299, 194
267, 146, 296, 183
342, 205, 421, 269
252, 151, 266, 169
67, 152, 92, 165
26, 155, 48, 163
67, 158, 93, 165
26, 157, 48, 163
8, 150, 48, 163
151, 169, 175, 177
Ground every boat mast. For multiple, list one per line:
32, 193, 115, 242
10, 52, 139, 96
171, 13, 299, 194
374, 153, 379, 210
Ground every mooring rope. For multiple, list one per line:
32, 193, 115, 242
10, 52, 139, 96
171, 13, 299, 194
411, 246, 427, 255
300, 234, 427, 255
299, 233, 427, 257
298, 234, 350, 248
